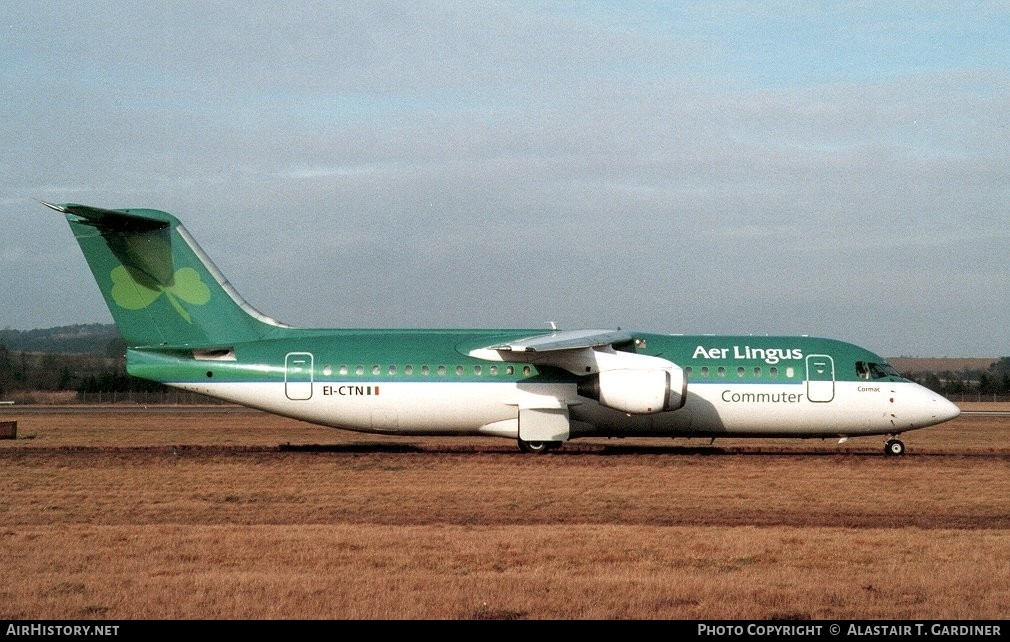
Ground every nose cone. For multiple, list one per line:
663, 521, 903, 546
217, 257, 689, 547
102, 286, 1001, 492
933, 395, 961, 424
912, 386, 961, 427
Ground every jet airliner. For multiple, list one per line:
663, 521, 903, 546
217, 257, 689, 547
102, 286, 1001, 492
43, 202, 960, 454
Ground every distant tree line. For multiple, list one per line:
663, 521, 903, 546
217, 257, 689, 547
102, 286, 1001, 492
0, 323, 169, 400
0, 323, 121, 355
0, 344, 168, 399
903, 357, 1010, 397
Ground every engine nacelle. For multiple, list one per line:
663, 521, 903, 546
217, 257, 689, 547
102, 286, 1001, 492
578, 365, 687, 414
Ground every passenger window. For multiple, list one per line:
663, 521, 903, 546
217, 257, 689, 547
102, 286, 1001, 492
522, 366, 531, 376
785, 367, 794, 378
506, 366, 514, 375
437, 365, 446, 376
339, 365, 348, 375
456, 365, 464, 376
737, 367, 745, 378
388, 365, 396, 375
753, 367, 761, 377
717, 367, 726, 377
490, 365, 498, 376
372, 365, 380, 376
474, 365, 482, 375
701, 366, 709, 377
769, 367, 777, 378
355, 365, 364, 376
404, 365, 413, 376
421, 365, 430, 376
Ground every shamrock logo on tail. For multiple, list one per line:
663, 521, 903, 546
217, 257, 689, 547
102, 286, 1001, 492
110, 265, 211, 323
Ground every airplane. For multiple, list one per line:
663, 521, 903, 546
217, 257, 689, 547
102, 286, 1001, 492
42, 201, 961, 455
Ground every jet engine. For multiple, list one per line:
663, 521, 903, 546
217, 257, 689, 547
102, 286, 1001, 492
577, 354, 687, 414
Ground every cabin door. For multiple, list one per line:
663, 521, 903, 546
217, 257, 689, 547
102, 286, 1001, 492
285, 352, 314, 400
805, 354, 835, 403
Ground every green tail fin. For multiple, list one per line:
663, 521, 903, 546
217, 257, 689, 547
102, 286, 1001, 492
45, 202, 287, 348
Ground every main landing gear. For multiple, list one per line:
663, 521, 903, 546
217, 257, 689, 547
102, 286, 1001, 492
517, 439, 562, 454
884, 436, 905, 456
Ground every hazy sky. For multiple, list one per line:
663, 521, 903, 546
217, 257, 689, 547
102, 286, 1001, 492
3, 2, 1008, 357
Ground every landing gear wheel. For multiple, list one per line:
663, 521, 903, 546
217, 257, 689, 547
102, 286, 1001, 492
884, 438, 905, 456
518, 439, 560, 454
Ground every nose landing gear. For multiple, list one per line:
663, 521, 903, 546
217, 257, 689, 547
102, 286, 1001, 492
884, 437, 905, 456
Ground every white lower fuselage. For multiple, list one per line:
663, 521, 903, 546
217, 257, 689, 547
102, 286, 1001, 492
171, 378, 957, 441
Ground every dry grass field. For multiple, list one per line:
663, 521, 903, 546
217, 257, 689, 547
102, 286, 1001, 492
0, 403, 1008, 620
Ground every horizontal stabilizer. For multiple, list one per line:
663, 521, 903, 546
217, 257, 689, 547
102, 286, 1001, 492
41, 201, 171, 231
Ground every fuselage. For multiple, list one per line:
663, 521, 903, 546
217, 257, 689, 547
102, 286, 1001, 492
127, 330, 960, 442
49, 202, 963, 454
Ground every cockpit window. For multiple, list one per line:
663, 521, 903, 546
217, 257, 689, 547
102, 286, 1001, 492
855, 361, 902, 380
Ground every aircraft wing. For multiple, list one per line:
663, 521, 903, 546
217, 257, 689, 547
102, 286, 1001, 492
468, 329, 639, 376
484, 329, 634, 353
471, 328, 686, 415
